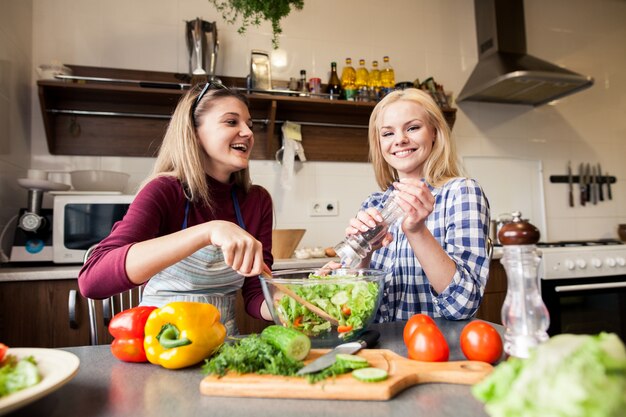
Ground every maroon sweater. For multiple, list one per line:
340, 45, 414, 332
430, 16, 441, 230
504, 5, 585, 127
78, 175, 274, 319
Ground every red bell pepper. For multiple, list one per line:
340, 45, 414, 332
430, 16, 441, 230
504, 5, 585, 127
108, 306, 157, 362
0, 343, 8, 362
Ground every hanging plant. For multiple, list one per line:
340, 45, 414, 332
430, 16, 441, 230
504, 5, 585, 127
208, 0, 304, 49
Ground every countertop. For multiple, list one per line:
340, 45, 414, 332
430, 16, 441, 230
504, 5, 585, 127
6, 319, 496, 417
0, 257, 338, 282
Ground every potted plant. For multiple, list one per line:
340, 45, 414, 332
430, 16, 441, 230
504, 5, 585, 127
208, 0, 304, 49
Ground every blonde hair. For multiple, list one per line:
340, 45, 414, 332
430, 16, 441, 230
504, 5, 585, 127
368, 88, 462, 189
143, 85, 252, 208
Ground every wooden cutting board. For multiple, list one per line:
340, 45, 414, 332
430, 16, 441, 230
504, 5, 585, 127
199, 348, 493, 401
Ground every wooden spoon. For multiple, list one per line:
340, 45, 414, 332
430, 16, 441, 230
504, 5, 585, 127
261, 265, 339, 326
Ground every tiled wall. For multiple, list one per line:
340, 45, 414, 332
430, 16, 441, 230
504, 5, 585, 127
15, 0, 626, 250
0, 0, 32, 259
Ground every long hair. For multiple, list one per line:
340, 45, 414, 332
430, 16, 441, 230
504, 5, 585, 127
143, 85, 252, 208
368, 88, 462, 189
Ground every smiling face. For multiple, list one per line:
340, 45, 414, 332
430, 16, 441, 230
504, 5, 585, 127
377, 99, 436, 180
195, 96, 254, 183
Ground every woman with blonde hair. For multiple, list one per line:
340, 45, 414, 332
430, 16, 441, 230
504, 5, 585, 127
79, 83, 274, 334
344, 88, 490, 321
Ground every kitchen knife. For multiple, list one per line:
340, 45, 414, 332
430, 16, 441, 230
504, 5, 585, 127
585, 163, 592, 205
598, 163, 604, 201
591, 165, 598, 205
296, 329, 380, 375
607, 171, 613, 200
579, 162, 586, 206
567, 161, 574, 207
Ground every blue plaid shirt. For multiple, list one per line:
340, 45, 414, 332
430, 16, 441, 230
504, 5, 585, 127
363, 178, 490, 322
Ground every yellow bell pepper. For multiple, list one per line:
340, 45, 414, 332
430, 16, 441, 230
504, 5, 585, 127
143, 301, 226, 369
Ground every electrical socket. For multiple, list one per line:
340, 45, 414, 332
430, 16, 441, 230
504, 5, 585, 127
309, 200, 339, 217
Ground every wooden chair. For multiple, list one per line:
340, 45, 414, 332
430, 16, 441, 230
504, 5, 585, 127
84, 245, 143, 345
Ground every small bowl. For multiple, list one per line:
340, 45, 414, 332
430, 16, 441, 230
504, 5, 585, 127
70, 170, 130, 192
260, 268, 388, 347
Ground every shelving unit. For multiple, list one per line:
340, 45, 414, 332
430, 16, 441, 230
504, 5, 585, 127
37, 65, 457, 162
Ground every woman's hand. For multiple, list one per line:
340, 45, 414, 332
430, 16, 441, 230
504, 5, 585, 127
392, 178, 435, 234
206, 221, 264, 276
345, 207, 393, 251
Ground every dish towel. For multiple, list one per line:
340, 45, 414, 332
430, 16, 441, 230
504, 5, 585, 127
280, 121, 306, 190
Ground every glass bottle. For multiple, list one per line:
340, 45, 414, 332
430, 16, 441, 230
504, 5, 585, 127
355, 59, 369, 101
498, 211, 550, 359
334, 195, 404, 269
325, 62, 343, 100
380, 56, 396, 96
368, 60, 382, 101
299, 69, 308, 96
340, 58, 357, 101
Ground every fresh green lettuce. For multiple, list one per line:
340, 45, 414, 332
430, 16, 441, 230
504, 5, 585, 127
472, 332, 626, 417
0, 355, 41, 397
275, 274, 379, 337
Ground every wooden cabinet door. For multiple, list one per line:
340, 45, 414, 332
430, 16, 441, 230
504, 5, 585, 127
475, 261, 507, 324
0, 280, 90, 348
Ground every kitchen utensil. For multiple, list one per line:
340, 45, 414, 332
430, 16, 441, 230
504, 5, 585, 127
260, 266, 339, 327
598, 163, 604, 201
249, 50, 272, 90
199, 348, 493, 400
579, 162, 586, 206
585, 163, 592, 204
185, 18, 219, 81
259, 268, 387, 347
607, 171, 613, 200
271, 229, 305, 259
296, 330, 380, 375
567, 161, 574, 207
591, 165, 598, 205
70, 170, 129, 192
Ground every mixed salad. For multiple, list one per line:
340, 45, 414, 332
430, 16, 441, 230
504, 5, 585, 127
274, 273, 380, 337
0, 343, 41, 397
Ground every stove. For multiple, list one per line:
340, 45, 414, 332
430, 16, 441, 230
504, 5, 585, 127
533, 240, 626, 339
538, 240, 626, 280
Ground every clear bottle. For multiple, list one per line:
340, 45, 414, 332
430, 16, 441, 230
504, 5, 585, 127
325, 62, 343, 100
498, 211, 550, 359
299, 69, 308, 95
380, 56, 396, 96
368, 60, 382, 101
334, 195, 404, 269
340, 57, 357, 101
355, 59, 369, 101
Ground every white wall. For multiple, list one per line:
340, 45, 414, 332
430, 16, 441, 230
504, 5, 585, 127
20, 0, 626, 249
0, 0, 32, 259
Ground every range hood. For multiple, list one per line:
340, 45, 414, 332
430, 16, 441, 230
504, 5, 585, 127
458, 0, 594, 106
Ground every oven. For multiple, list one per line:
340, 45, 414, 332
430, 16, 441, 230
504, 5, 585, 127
539, 241, 626, 341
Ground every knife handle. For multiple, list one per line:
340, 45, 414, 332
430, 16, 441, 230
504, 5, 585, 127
357, 329, 380, 348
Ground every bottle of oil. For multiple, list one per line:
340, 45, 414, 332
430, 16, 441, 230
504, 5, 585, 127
380, 56, 396, 97
368, 60, 382, 101
355, 59, 370, 101
326, 62, 343, 100
341, 58, 357, 101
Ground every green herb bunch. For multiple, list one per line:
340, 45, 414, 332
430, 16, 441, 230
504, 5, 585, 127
208, 0, 304, 48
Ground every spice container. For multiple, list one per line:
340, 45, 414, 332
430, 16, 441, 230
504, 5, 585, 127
498, 211, 550, 358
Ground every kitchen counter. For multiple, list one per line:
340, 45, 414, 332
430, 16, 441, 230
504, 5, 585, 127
0, 257, 338, 282
7, 319, 496, 417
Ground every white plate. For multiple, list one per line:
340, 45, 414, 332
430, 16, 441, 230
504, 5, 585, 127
0, 348, 80, 416
17, 178, 71, 192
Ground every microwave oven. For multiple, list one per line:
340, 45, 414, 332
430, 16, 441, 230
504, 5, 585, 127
52, 194, 134, 264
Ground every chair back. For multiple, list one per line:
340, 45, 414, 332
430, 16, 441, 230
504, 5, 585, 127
84, 244, 143, 345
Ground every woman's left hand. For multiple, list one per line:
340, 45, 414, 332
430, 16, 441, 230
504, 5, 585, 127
392, 178, 435, 234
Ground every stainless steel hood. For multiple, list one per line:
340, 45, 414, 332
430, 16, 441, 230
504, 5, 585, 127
458, 0, 594, 106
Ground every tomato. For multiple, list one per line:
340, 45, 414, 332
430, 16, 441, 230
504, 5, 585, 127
405, 322, 449, 362
460, 320, 503, 364
0, 343, 8, 362
403, 314, 436, 345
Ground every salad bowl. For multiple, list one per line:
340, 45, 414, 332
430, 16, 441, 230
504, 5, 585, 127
260, 268, 389, 347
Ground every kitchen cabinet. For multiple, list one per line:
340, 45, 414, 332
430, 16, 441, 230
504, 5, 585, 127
37, 65, 457, 161
0, 279, 90, 348
475, 260, 507, 324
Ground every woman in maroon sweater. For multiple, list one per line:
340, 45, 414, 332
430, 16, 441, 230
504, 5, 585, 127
79, 83, 273, 334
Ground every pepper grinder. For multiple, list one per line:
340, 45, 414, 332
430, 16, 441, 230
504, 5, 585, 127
498, 211, 550, 358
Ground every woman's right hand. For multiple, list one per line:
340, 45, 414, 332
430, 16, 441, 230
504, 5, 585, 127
206, 221, 264, 277
345, 207, 393, 250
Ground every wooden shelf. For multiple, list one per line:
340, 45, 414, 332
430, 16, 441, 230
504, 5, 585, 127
37, 65, 457, 162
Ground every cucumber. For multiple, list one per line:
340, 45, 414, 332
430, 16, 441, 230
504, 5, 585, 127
260, 325, 311, 361
352, 367, 388, 383
335, 353, 369, 369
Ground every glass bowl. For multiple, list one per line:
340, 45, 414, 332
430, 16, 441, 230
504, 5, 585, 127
260, 267, 389, 347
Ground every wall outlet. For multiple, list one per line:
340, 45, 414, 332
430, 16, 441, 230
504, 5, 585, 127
309, 200, 339, 216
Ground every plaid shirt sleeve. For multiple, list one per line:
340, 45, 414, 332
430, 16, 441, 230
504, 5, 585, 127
366, 178, 491, 322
